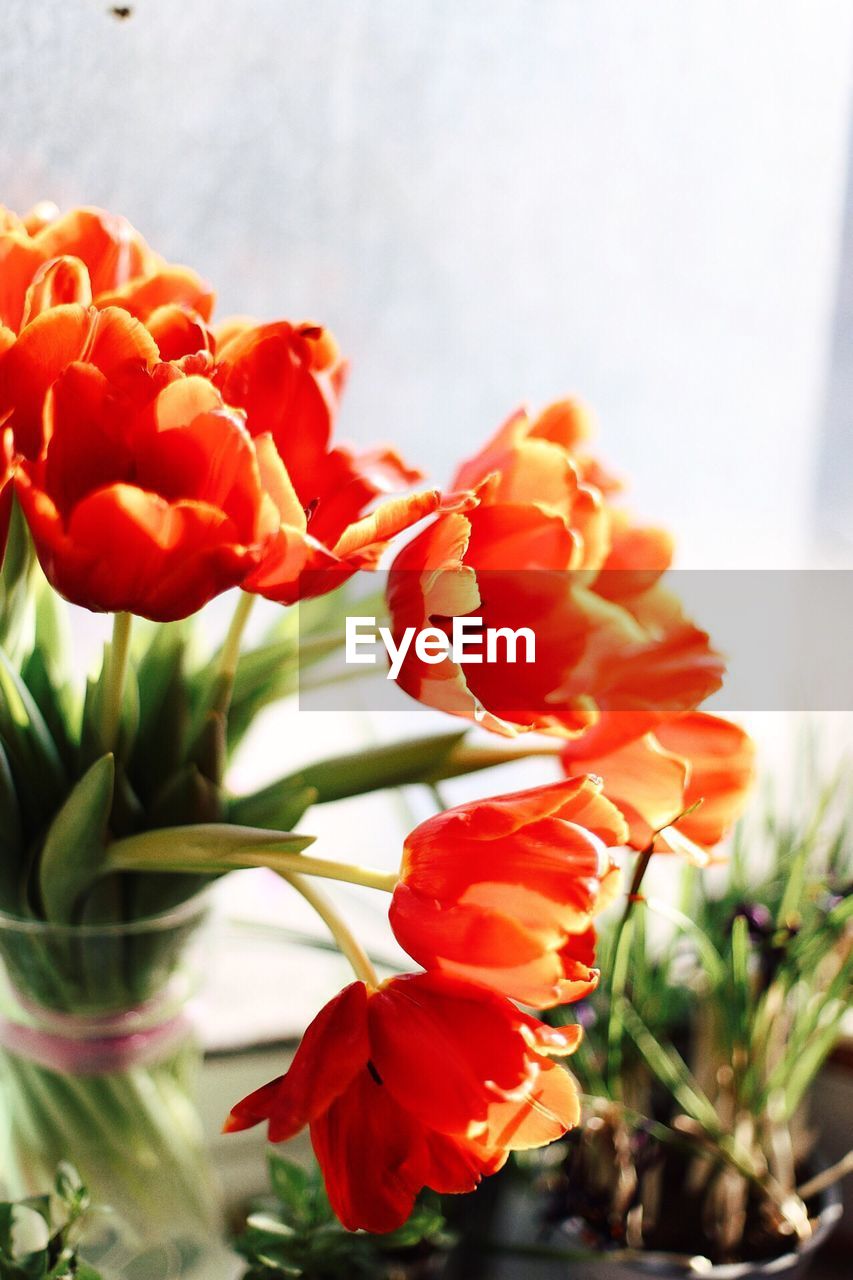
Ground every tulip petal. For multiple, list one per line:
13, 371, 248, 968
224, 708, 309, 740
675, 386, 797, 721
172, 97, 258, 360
21, 256, 92, 325
0, 305, 157, 458
34, 206, 155, 294
96, 264, 215, 323
563, 733, 689, 848
226, 982, 368, 1142
369, 973, 530, 1136
310, 1069, 442, 1234
480, 1060, 580, 1151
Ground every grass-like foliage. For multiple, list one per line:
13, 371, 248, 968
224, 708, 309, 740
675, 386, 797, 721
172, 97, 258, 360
551, 745, 852, 1263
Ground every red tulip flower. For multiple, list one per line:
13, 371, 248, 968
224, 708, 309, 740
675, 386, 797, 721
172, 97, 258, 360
0, 303, 161, 460
561, 711, 756, 864
213, 320, 438, 602
0, 204, 213, 357
15, 356, 278, 620
387, 400, 723, 737
389, 778, 625, 1008
225, 973, 581, 1233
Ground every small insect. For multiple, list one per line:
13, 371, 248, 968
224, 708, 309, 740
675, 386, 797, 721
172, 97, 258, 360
109, 5, 133, 18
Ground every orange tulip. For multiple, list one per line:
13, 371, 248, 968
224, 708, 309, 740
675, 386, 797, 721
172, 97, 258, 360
225, 973, 581, 1233
213, 320, 438, 602
387, 401, 723, 736
15, 358, 278, 620
561, 711, 756, 863
389, 778, 625, 1008
0, 203, 213, 349
0, 304, 159, 459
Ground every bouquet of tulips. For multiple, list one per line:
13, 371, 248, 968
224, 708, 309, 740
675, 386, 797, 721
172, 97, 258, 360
0, 202, 756, 1256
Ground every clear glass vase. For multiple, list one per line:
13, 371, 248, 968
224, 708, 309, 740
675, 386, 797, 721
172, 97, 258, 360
0, 895, 234, 1278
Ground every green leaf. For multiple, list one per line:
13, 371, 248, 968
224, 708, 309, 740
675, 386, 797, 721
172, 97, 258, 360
618, 998, 724, 1138
267, 1156, 319, 1232
148, 764, 224, 828
0, 739, 24, 909
221, 608, 355, 755
38, 755, 116, 923
606, 916, 633, 1093
105, 824, 316, 878
19, 584, 77, 770
0, 499, 37, 662
130, 623, 191, 802
8, 1203, 49, 1259
188, 710, 227, 786
225, 636, 300, 753
228, 784, 317, 832
19, 647, 76, 772
269, 732, 467, 806
0, 646, 67, 828
644, 896, 726, 986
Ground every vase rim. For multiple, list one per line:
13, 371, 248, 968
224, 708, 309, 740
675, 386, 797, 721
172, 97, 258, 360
0, 887, 211, 939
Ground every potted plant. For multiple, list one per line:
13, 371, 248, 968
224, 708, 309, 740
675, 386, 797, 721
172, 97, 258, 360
540, 749, 852, 1276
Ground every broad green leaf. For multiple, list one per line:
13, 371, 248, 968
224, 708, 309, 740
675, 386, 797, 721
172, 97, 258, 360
106, 824, 316, 877
271, 732, 467, 805
8, 1203, 49, 1258
148, 764, 224, 828
229, 783, 317, 833
39, 755, 115, 923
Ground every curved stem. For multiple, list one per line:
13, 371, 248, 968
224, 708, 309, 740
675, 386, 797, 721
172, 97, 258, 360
282, 871, 379, 987
101, 612, 132, 753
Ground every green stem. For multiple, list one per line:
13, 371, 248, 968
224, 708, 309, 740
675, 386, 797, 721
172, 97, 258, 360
101, 612, 132, 753
217, 591, 256, 701
282, 872, 379, 987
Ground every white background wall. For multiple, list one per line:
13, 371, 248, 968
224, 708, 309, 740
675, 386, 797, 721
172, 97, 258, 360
3, 1, 853, 568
